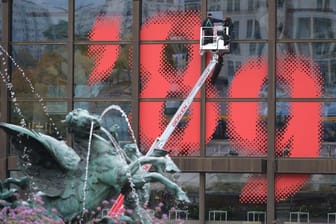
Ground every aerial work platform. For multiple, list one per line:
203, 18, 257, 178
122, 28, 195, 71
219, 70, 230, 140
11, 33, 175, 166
109, 19, 233, 219
200, 24, 231, 55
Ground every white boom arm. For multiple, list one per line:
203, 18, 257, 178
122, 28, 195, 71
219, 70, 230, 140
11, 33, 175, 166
146, 53, 219, 156
110, 22, 232, 216
110, 52, 224, 217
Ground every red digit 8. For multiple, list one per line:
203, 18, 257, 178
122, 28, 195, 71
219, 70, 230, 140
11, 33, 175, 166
139, 11, 219, 156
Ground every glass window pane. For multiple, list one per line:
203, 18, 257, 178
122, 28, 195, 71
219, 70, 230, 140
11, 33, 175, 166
276, 43, 336, 98
141, 1, 200, 41
206, 102, 267, 157
206, 43, 268, 98
275, 174, 336, 223
142, 0, 201, 22
9, 101, 67, 139
75, 0, 133, 41
149, 173, 199, 221
206, 173, 266, 222
11, 45, 67, 98
140, 42, 203, 98
322, 102, 336, 157
275, 102, 322, 159
12, 0, 68, 41
73, 101, 133, 144
139, 101, 200, 156
206, 0, 268, 40
206, 102, 232, 156
74, 44, 132, 98
141, 42, 267, 99
277, 0, 336, 39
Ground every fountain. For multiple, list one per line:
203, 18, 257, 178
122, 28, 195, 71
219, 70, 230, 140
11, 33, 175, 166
0, 46, 190, 223
0, 108, 190, 223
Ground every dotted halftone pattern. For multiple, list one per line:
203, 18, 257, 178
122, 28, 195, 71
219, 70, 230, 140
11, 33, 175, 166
276, 54, 322, 98
274, 174, 309, 202
205, 99, 221, 143
139, 10, 214, 156
87, 15, 131, 85
229, 54, 323, 203
275, 54, 323, 158
139, 102, 200, 156
227, 57, 268, 157
140, 10, 201, 99
240, 175, 267, 203
239, 174, 309, 203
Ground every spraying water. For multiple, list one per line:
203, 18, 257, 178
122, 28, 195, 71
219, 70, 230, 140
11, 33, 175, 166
0, 48, 26, 127
100, 104, 137, 147
99, 106, 153, 223
0, 45, 154, 222
0, 45, 73, 221
99, 127, 146, 222
0, 45, 61, 138
80, 121, 95, 223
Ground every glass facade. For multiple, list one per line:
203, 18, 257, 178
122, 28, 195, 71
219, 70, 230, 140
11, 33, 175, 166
206, 173, 267, 221
12, 0, 68, 41
0, 0, 336, 223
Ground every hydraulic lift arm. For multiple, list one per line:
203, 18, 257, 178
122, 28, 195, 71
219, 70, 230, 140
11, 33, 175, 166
146, 53, 219, 155
109, 53, 221, 217
109, 20, 232, 217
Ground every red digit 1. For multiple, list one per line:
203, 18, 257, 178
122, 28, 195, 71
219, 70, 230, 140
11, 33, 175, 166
88, 15, 121, 85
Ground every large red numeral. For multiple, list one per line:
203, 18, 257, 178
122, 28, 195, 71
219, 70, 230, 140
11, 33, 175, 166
229, 55, 322, 203
139, 11, 219, 156
88, 15, 121, 85
89, 14, 323, 203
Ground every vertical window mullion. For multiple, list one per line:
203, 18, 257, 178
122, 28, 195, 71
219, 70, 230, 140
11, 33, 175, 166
267, 0, 276, 223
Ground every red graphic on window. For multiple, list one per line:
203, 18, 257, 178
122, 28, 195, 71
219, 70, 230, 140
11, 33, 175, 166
88, 15, 121, 85
88, 13, 323, 205
139, 11, 219, 156
227, 54, 322, 203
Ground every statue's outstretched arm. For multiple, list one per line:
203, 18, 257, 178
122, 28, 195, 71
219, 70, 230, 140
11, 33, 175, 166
128, 156, 180, 175
141, 172, 190, 203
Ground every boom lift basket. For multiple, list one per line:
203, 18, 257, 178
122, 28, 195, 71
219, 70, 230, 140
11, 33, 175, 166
200, 24, 230, 54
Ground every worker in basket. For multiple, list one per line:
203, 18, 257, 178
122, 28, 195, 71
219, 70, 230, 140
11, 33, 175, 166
202, 13, 232, 46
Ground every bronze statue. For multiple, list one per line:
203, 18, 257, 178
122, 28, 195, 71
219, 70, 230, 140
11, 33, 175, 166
0, 176, 29, 208
0, 108, 190, 223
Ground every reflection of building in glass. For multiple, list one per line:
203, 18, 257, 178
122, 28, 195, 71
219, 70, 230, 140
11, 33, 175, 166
2, 1, 336, 223
277, 1, 336, 93
142, 0, 189, 22
185, 0, 200, 10
12, 1, 53, 41
206, 1, 268, 94
75, 0, 132, 39
11, 1, 68, 59
208, 0, 268, 40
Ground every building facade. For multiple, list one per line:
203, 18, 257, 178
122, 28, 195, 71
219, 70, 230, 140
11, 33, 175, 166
1, 0, 336, 223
